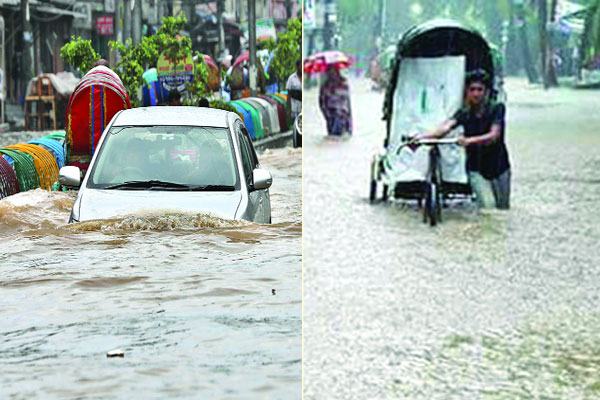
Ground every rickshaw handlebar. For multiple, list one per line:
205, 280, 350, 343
395, 135, 459, 154
400, 135, 459, 145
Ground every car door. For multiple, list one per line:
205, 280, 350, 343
235, 121, 263, 222
241, 124, 271, 223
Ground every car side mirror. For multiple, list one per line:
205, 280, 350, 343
58, 166, 81, 188
252, 168, 272, 190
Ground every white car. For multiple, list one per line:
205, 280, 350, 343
59, 106, 272, 223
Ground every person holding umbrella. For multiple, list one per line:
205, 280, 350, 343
306, 51, 353, 137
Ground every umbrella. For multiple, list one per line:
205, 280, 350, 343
303, 50, 353, 73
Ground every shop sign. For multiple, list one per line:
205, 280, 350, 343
96, 16, 114, 36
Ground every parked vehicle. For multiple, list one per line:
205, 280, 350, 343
369, 19, 503, 226
59, 106, 273, 223
65, 65, 132, 174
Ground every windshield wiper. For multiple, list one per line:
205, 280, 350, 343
188, 184, 236, 191
103, 180, 191, 190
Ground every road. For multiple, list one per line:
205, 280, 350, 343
0, 140, 302, 399
303, 76, 600, 399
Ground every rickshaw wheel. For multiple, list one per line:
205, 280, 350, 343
369, 180, 377, 203
424, 182, 438, 226
435, 186, 442, 223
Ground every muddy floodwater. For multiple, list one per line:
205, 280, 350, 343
303, 77, 600, 399
0, 142, 301, 399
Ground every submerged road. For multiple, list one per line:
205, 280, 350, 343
303, 77, 600, 399
0, 140, 301, 398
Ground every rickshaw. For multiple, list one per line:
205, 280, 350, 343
369, 19, 504, 226
64, 65, 131, 174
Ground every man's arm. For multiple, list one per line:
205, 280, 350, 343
458, 104, 504, 146
416, 119, 457, 140
458, 123, 501, 146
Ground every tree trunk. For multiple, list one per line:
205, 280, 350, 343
506, 0, 522, 75
516, 2, 539, 83
578, 3, 596, 81
548, 0, 559, 85
538, 0, 550, 88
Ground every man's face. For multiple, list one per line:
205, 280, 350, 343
465, 81, 487, 107
465, 82, 487, 106
297, 64, 302, 79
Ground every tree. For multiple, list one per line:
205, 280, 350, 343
537, 0, 558, 88
61, 15, 214, 108
579, 0, 600, 76
261, 17, 302, 91
109, 14, 194, 107
515, 0, 540, 83
62, 15, 213, 108
60, 37, 101, 75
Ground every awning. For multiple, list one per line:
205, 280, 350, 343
36, 5, 87, 19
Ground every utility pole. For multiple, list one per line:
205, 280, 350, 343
21, 0, 33, 101
323, 0, 336, 50
157, 0, 165, 23
286, 0, 292, 19
132, 0, 142, 46
123, 0, 132, 44
217, 0, 226, 59
116, 0, 123, 43
380, 0, 386, 41
248, 0, 257, 96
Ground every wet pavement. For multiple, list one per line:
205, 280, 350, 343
303, 77, 600, 399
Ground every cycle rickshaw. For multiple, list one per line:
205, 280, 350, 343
369, 19, 504, 226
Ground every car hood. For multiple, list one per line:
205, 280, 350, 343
77, 189, 242, 221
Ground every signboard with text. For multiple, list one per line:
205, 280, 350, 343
157, 52, 195, 93
96, 16, 114, 36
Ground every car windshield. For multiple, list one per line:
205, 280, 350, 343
88, 125, 240, 190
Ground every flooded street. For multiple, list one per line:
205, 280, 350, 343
0, 143, 301, 399
303, 77, 600, 399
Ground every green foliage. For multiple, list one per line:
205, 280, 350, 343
262, 18, 302, 89
209, 99, 238, 113
183, 52, 211, 105
60, 37, 101, 75
108, 14, 193, 107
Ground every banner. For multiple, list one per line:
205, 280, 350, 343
242, 18, 277, 42
157, 52, 195, 93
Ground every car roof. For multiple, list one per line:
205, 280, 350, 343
112, 106, 232, 128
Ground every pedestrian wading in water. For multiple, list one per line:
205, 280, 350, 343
319, 68, 353, 136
